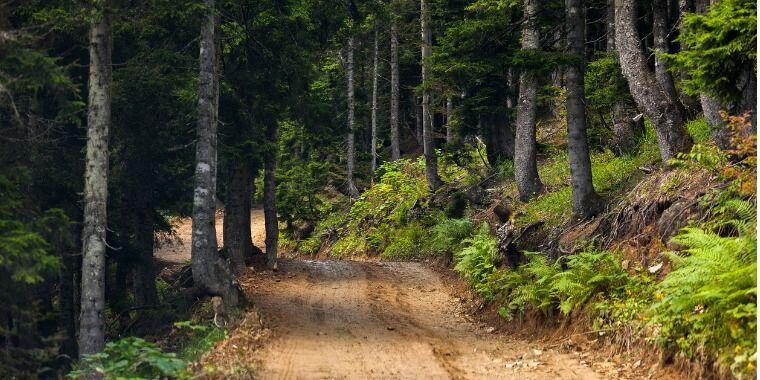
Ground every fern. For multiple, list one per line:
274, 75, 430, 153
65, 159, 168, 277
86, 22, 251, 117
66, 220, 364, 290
429, 218, 475, 255
453, 223, 498, 292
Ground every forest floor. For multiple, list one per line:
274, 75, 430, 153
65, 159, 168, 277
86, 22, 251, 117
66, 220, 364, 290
155, 212, 660, 379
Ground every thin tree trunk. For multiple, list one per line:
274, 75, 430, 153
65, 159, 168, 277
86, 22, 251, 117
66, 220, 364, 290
615, 0, 692, 161
566, 0, 601, 218
415, 99, 423, 145
191, 0, 239, 309
420, 0, 442, 191
223, 161, 253, 275
652, 0, 681, 106
390, 19, 401, 160
264, 122, 279, 269
514, 0, 544, 201
346, 36, 360, 198
445, 97, 453, 145
132, 184, 157, 319
59, 249, 78, 359
371, 26, 379, 174
79, 8, 112, 359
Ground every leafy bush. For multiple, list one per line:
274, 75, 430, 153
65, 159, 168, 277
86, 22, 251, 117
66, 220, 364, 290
381, 222, 426, 259
68, 337, 187, 379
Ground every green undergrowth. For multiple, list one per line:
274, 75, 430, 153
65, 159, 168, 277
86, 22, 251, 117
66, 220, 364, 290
452, 125, 756, 378
286, 116, 753, 377
69, 317, 228, 379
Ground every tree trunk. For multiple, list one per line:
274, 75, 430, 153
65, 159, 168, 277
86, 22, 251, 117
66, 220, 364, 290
371, 26, 379, 174
346, 36, 360, 198
390, 20, 401, 160
420, 0, 442, 191
652, 0, 681, 107
191, 0, 239, 309
514, 0, 544, 201
78, 9, 111, 359
223, 161, 253, 275
607, 0, 640, 154
445, 97, 454, 145
415, 99, 423, 145
264, 122, 279, 269
131, 188, 157, 319
699, 94, 729, 148
615, 0, 692, 161
59, 249, 79, 359
566, 0, 601, 218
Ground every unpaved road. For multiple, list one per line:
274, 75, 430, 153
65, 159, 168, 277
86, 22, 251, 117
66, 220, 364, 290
157, 213, 613, 379
239, 259, 602, 379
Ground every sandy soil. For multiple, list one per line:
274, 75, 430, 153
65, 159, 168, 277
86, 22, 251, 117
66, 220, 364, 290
221, 259, 605, 379
159, 214, 651, 379
154, 209, 266, 265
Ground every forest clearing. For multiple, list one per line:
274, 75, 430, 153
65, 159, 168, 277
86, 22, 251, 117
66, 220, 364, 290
0, 0, 756, 378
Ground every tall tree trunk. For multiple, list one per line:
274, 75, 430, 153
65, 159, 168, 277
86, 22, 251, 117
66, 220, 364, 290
692, 0, 729, 148
191, 0, 239, 309
390, 19, 401, 160
371, 26, 379, 174
263, 122, 279, 269
420, 0, 442, 191
566, 0, 601, 218
514, 0, 544, 201
445, 97, 454, 145
615, 0, 692, 161
415, 99, 423, 145
131, 182, 157, 320
652, 0, 681, 106
79, 9, 112, 359
59, 249, 79, 359
346, 36, 360, 198
607, 0, 640, 154
223, 161, 252, 275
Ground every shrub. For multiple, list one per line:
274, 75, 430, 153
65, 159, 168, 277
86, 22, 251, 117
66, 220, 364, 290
381, 222, 426, 259
68, 337, 187, 379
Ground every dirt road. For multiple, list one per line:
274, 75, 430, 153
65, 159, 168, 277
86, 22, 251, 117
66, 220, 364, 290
156, 212, 618, 379
231, 259, 602, 379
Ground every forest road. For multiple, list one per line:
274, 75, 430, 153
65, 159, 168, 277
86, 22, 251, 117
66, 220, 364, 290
240, 259, 602, 380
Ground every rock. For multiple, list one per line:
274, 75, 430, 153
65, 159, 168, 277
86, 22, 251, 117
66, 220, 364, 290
648, 262, 663, 274
532, 349, 543, 356
484, 327, 496, 333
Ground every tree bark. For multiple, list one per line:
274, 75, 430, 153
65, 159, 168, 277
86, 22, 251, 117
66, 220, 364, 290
607, 0, 640, 154
615, 0, 692, 161
390, 19, 401, 161
223, 161, 253, 275
652, 0, 681, 106
346, 36, 360, 198
445, 97, 454, 145
78, 8, 111, 359
420, 0, 442, 191
514, 0, 544, 201
191, 0, 239, 309
415, 99, 423, 145
566, 0, 601, 218
264, 122, 279, 269
371, 26, 379, 174
131, 184, 157, 318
